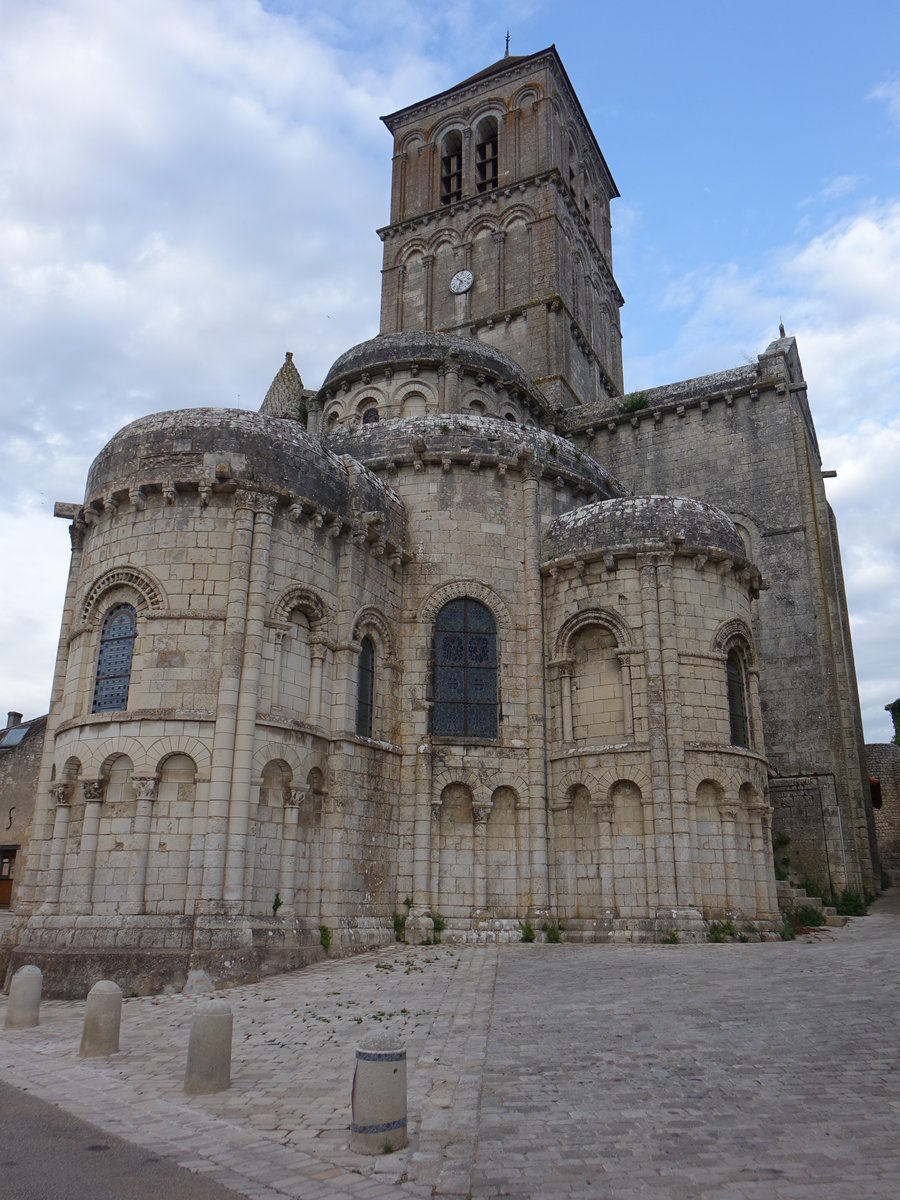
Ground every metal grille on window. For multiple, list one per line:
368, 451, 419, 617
92, 604, 137, 713
356, 636, 375, 738
433, 598, 498, 738
726, 650, 749, 748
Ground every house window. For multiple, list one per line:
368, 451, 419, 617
92, 604, 137, 713
356, 636, 375, 738
433, 598, 498, 738
726, 650, 749, 748
441, 132, 462, 205
475, 118, 498, 193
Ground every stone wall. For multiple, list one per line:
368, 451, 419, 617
869, 742, 900, 874
564, 338, 876, 897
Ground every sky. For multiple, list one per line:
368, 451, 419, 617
1, 0, 898, 742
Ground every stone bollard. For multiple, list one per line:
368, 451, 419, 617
350, 1034, 408, 1155
5, 965, 42, 1030
184, 999, 232, 1095
79, 980, 122, 1057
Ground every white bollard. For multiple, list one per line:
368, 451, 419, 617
184, 999, 233, 1095
79, 980, 122, 1057
5, 965, 42, 1030
350, 1034, 408, 1155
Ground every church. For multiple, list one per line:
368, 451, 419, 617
3, 46, 879, 995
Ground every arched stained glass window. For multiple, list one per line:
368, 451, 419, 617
726, 650, 749, 748
356, 636, 375, 738
433, 598, 498, 739
92, 604, 137, 713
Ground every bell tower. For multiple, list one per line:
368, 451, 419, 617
378, 46, 624, 409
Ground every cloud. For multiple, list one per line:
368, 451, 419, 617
628, 204, 900, 742
870, 78, 900, 127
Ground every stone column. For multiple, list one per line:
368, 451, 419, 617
753, 803, 780, 918
224, 494, 276, 905
494, 231, 506, 310
423, 254, 434, 330
718, 802, 740, 914
308, 637, 327, 725
201, 496, 255, 906
638, 554, 676, 908
591, 800, 616, 911
270, 629, 286, 710
640, 793, 660, 914
655, 556, 696, 909
557, 662, 574, 742
307, 791, 324, 922
125, 776, 157, 914
72, 781, 103, 913
276, 789, 303, 912
411, 744, 432, 912
428, 800, 442, 912
522, 461, 551, 916
42, 784, 71, 912
472, 802, 492, 915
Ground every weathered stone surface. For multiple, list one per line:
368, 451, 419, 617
79, 979, 122, 1056
5, 964, 41, 1029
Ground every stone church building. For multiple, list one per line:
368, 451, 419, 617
4, 47, 878, 995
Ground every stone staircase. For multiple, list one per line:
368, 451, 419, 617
776, 881, 848, 927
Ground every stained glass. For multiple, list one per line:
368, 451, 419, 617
433, 598, 498, 738
92, 604, 137, 713
355, 636, 374, 738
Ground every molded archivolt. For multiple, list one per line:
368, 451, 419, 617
351, 606, 397, 662
553, 606, 634, 659
418, 579, 514, 636
712, 618, 757, 665
81, 567, 165, 625
251, 743, 329, 791
271, 587, 330, 629
556, 768, 602, 807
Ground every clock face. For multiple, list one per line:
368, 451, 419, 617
450, 269, 474, 295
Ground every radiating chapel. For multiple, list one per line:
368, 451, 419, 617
6, 47, 878, 994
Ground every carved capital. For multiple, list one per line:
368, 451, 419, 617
430, 802, 442, 823
51, 783, 70, 807
82, 780, 103, 802
287, 787, 307, 808
590, 800, 613, 822
472, 802, 493, 827
132, 776, 158, 802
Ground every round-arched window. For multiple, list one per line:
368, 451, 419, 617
433, 598, 498, 738
92, 604, 137, 713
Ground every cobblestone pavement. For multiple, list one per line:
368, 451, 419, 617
2, 895, 900, 1199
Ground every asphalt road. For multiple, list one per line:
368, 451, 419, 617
0, 1080, 243, 1200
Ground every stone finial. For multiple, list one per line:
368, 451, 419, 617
5, 965, 42, 1029
79, 980, 122, 1057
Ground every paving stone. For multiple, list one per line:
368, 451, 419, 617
2, 897, 900, 1197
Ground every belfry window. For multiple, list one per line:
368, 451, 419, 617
475, 118, 498, 193
441, 132, 462, 205
433, 598, 498, 739
726, 650, 750, 748
92, 604, 137, 713
356, 636, 375, 738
